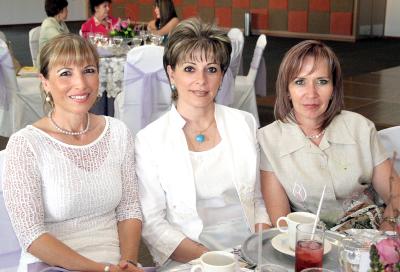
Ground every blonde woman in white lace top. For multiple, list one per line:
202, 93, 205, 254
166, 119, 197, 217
2, 34, 143, 272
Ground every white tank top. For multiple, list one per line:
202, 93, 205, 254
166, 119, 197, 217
189, 140, 250, 250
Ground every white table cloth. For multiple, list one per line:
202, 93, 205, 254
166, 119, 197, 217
16, 76, 44, 129
98, 55, 126, 98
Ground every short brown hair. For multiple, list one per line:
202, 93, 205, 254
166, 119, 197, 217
163, 17, 232, 100
274, 40, 344, 129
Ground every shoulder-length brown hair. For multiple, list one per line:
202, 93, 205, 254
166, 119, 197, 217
274, 40, 344, 129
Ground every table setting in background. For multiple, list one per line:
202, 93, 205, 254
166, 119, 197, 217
84, 19, 162, 96
85, 19, 164, 115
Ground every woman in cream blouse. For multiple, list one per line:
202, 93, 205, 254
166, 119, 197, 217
258, 40, 399, 230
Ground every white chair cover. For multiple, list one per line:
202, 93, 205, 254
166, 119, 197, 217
0, 31, 6, 42
16, 77, 44, 127
29, 26, 41, 67
216, 28, 244, 106
378, 126, 400, 172
254, 55, 267, 97
0, 41, 17, 137
114, 45, 171, 135
232, 34, 267, 127
0, 150, 22, 271
227, 28, 244, 78
0, 40, 43, 137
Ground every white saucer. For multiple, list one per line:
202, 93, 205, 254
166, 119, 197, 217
271, 233, 332, 257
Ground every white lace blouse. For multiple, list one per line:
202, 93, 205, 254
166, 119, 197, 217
2, 116, 142, 270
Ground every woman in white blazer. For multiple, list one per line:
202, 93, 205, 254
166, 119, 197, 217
135, 18, 271, 270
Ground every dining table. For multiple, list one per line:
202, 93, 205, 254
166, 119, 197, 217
165, 227, 382, 272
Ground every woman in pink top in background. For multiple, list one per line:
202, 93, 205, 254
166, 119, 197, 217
81, 0, 118, 37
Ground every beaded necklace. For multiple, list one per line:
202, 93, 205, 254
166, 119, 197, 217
305, 129, 326, 140
48, 110, 90, 136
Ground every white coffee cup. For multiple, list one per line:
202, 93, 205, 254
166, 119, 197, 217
190, 251, 237, 272
276, 212, 316, 250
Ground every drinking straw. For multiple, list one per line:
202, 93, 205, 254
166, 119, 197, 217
257, 224, 263, 272
388, 151, 397, 213
311, 185, 326, 240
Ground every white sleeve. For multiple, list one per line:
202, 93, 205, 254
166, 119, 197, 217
2, 134, 47, 250
116, 128, 142, 222
245, 115, 271, 225
135, 133, 186, 265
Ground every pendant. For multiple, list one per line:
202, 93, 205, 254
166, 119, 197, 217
195, 134, 205, 143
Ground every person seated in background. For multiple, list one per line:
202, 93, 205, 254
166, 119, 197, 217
147, 0, 179, 43
81, 0, 117, 37
38, 0, 69, 67
258, 40, 399, 232
2, 34, 143, 272
135, 18, 270, 271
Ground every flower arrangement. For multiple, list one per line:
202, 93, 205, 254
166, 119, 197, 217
110, 18, 134, 38
370, 234, 400, 272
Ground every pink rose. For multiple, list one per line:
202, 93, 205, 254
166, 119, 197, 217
121, 21, 128, 28
376, 238, 400, 265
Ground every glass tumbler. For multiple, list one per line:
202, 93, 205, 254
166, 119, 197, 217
295, 223, 325, 272
338, 238, 369, 272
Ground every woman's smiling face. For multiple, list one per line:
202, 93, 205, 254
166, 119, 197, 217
41, 62, 99, 115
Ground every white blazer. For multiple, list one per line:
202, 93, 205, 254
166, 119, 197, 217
135, 104, 269, 265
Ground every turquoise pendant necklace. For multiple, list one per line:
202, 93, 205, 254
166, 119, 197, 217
195, 134, 206, 143
193, 119, 215, 143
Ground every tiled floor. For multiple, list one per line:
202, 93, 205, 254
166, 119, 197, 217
257, 66, 400, 130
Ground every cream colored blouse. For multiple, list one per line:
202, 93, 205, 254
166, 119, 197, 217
258, 111, 388, 224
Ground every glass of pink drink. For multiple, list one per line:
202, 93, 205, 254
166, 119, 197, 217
295, 223, 325, 272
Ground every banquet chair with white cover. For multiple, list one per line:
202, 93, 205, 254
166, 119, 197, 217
29, 26, 41, 67
216, 28, 244, 106
0, 41, 18, 137
114, 45, 171, 135
0, 40, 43, 137
0, 31, 6, 42
231, 34, 267, 127
227, 28, 244, 78
378, 126, 400, 172
0, 150, 21, 272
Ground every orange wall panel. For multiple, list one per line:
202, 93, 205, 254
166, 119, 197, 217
215, 7, 232, 27
330, 12, 352, 35
288, 11, 307, 32
111, 0, 355, 37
